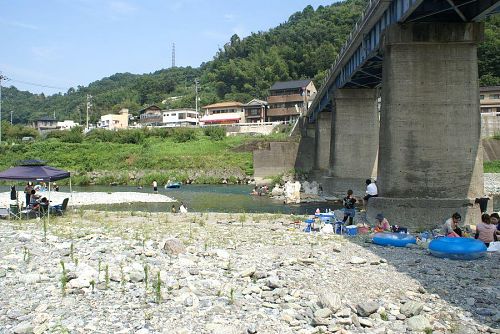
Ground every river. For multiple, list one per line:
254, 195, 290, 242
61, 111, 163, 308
1, 184, 343, 215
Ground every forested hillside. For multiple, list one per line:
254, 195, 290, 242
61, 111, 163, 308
2, 0, 499, 124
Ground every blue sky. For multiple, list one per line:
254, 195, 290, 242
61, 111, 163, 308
0, 0, 335, 95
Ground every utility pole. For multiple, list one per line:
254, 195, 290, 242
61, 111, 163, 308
86, 94, 92, 130
0, 72, 6, 145
194, 79, 199, 115
172, 43, 176, 68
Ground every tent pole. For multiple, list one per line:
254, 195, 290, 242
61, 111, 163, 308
47, 181, 50, 226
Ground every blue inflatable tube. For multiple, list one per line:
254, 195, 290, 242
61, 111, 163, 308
372, 233, 417, 247
429, 237, 487, 260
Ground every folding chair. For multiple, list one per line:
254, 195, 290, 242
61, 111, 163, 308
331, 212, 346, 235
50, 198, 69, 216
9, 204, 22, 220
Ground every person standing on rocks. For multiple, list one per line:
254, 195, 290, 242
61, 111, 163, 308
179, 202, 188, 214
152, 180, 158, 194
342, 189, 356, 225
24, 182, 33, 209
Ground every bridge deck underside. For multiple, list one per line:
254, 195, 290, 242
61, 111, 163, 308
408, 0, 500, 22
343, 55, 383, 89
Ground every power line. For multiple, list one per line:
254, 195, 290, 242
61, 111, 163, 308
7, 78, 68, 91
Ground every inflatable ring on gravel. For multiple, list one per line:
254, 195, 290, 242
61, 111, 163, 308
429, 237, 487, 260
372, 232, 417, 247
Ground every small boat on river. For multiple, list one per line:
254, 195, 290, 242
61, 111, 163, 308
165, 182, 181, 189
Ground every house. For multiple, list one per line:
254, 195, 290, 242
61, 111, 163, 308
266, 79, 317, 122
57, 120, 79, 130
162, 109, 199, 127
480, 86, 500, 113
200, 102, 244, 125
139, 105, 163, 126
243, 99, 268, 123
32, 117, 58, 132
97, 109, 129, 130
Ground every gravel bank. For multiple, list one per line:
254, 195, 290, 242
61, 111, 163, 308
0, 212, 498, 334
0, 191, 175, 208
484, 173, 500, 195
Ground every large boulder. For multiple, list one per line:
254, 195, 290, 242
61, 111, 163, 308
162, 238, 186, 256
284, 181, 301, 204
318, 288, 341, 312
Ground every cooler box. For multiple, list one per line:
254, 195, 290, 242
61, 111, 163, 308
320, 216, 332, 223
345, 226, 358, 236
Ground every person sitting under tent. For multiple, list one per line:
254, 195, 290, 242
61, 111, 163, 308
29, 189, 40, 209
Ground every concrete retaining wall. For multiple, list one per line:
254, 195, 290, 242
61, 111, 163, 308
481, 113, 500, 138
253, 140, 314, 178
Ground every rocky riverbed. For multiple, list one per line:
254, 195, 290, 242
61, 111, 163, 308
484, 173, 500, 195
0, 211, 498, 334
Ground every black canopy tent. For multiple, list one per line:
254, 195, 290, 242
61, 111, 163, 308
0, 165, 70, 182
0, 160, 71, 221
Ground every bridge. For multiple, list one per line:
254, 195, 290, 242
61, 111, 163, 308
305, 0, 500, 228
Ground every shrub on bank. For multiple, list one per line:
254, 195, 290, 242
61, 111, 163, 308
46, 126, 83, 143
204, 126, 226, 141
147, 128, 173, 139
115, 129, 144, 144
71, 174, 91, 186
85, 129, 115, 142
3, 124, 39, 141
172, 128, 198, 143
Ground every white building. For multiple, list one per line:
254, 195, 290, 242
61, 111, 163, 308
57, 120, 79, 130
97, 109, 129, 130
200, 102, 244, 125
162, 109, 199, 127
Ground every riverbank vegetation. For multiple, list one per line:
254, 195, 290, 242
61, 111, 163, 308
0, 126, 293, 185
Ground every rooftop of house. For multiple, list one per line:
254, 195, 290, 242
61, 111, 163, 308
35, 116, 57, 122
138, 105, 162, 114
244, 99, 268, 106
202, 101, 243, 109
480, 86, 500, 92
163, 108, 198, 112
270, 79, 313, 91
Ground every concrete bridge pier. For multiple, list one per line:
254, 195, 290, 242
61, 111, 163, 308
322, 89, 379, 196
314, 111, 332, 172
368, 22, 485, 230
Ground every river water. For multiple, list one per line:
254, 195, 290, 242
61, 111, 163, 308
1, 184, 342, 215
6, 183, 500, 214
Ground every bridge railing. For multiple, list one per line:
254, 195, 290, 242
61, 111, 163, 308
315, 0, 379, 105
